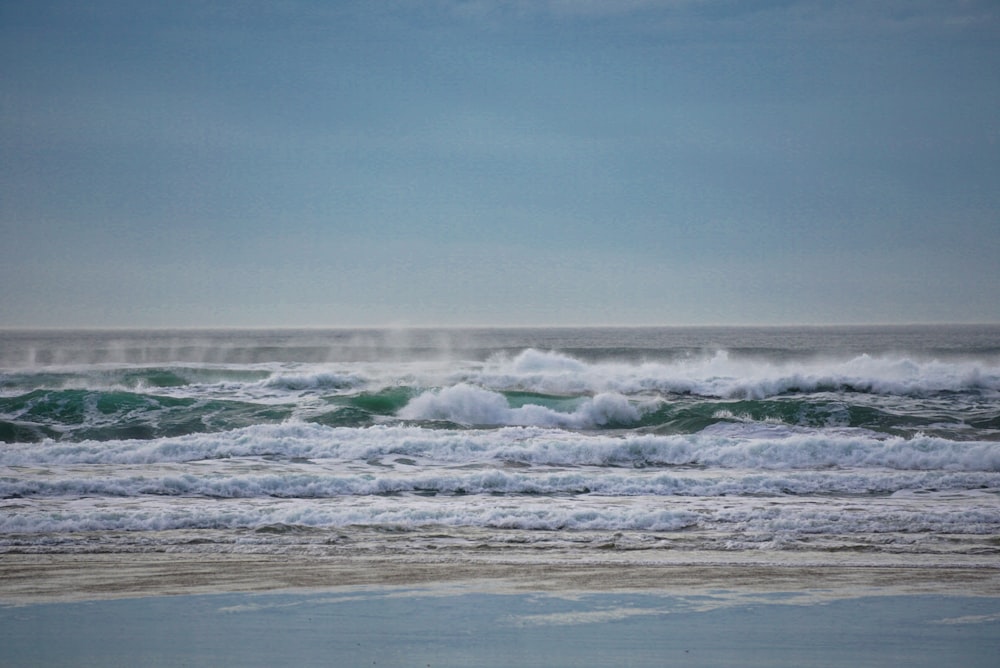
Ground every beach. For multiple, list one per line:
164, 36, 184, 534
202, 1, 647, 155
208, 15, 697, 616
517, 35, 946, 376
6, 0, 999, 662
3, 548, 1000, 667
3, 541, 1000, 604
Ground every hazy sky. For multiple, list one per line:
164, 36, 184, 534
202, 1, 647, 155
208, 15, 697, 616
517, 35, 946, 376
2, 1, 998, 328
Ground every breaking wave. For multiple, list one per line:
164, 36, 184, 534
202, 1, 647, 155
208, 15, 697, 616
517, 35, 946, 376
3, 422, 998, 472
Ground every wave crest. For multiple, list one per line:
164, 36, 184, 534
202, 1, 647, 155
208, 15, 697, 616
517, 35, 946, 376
398, 383, 640, 428
469, 349, 1000, 399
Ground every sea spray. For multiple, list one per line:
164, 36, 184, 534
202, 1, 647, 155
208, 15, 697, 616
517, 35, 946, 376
2, 326, 999, 557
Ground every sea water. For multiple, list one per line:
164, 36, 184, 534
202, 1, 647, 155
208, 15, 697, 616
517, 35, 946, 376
2, 326, 999, 558
2, 589, 999, 667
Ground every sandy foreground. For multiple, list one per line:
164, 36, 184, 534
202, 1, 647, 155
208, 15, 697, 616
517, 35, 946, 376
3, 547, 1000, 604
4, 544, 1000, 667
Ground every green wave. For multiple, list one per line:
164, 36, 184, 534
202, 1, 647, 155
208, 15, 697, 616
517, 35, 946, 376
635, 397, 999, 440
3, 385, 996, 442
342, 387, 417, 415
501, 391, 584, 412
0, 389, 291, 442
306, 387, 419, 428
0, 420, 61, 443
0, 367, 271, 393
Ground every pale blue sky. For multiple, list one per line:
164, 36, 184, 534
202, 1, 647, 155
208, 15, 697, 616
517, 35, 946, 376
2, 1, 998, 327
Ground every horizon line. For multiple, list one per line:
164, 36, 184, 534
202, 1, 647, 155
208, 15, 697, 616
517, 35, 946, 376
2, 321, 998, 332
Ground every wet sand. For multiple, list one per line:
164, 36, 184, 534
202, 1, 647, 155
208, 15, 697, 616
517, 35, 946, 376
3, 548, 999, 604
3, 547, 999, 667
3, 571, 1000, 667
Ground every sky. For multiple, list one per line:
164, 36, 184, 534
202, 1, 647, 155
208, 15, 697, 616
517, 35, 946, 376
2, 0, 999, 328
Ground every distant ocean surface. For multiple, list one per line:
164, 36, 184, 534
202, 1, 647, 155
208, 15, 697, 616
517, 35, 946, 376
2, 326, 999, 561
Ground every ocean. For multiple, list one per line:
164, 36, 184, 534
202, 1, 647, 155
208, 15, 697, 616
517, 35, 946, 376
3, 325, 1000, 665
2, 325, 999, 569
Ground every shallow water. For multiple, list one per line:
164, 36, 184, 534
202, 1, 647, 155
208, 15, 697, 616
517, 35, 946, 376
2, 587, 999, 667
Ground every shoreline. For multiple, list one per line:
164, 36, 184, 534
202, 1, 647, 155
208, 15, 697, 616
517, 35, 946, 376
4, 550, 999, 605
5, 538, 999, 666
4, 560, 999, 668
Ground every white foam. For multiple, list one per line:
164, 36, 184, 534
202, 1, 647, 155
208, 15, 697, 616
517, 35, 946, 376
3, 467, 997, 500
398, 383, 640, 428
262, 371, 364, 391
7, 348, 998, 407
3, 492, 997, 536
3, 422, 999, 472
509, 348, 589, 374
466, 349, 1000, 398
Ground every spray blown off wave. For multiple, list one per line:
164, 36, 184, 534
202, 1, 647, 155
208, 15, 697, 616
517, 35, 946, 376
1, 326, 999, 558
